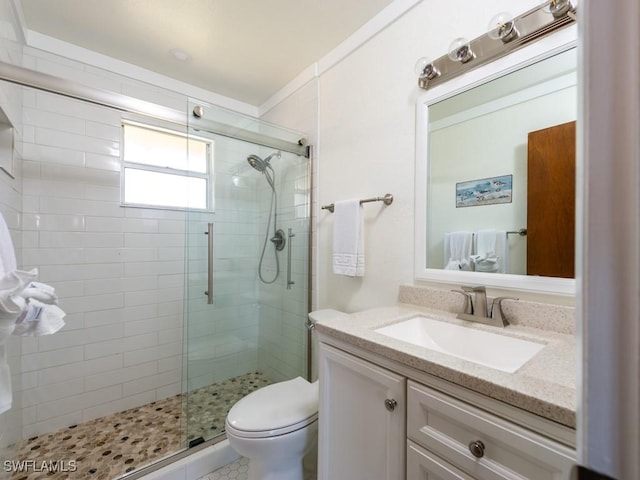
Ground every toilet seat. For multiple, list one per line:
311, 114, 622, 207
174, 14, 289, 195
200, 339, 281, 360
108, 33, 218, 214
226, 376, 318, 439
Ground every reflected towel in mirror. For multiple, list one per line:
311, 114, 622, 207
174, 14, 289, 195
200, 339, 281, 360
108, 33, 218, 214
473, 229, 508, 273
444, 231, 473, 270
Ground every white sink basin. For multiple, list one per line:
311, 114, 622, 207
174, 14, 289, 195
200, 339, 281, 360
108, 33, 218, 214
374, 316, 544, 373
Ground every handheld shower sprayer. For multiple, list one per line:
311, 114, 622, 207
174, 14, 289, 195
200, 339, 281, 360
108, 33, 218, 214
246, 151, 284, 284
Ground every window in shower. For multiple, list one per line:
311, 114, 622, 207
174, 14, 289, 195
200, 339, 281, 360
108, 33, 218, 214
121, 121, 213, 210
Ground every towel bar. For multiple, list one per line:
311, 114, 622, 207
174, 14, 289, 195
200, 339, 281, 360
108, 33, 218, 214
507, 228, 527, 236
321, 193, 393, 213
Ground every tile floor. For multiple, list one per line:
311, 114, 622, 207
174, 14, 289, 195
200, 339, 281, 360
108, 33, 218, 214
199, 455, 317, 480
9, 372, 271, 480
198, 457, 250, 480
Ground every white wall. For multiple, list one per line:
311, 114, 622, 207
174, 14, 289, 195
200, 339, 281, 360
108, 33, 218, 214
313, 0, 554, 312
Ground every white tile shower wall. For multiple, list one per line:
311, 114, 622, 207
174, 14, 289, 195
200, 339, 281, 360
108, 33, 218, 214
0, 0, 24, 467
254, 152, 310, 382
18, 85, 268, 435
16, 47, 261, 437
20, 87, 186, 437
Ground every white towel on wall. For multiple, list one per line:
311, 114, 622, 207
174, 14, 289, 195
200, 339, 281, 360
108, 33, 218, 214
332, 199, 365, 277
0, 212, 16, 276
472, 229, 508, 273
443, 231, 473, 271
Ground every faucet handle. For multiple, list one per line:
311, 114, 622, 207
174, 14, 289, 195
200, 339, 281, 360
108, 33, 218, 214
451, 289, 473, 314
490, 296, 518, 326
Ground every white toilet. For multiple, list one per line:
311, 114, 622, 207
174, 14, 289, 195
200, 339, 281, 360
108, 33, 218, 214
225, 309, 346, 480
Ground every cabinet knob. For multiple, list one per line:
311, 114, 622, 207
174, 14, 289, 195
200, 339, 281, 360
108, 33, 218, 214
384, 398, 397, 411
468, 440, 485, 458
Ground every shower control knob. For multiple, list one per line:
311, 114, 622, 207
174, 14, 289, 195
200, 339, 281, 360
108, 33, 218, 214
468, 440, 485, 458
384, 398, 397, 412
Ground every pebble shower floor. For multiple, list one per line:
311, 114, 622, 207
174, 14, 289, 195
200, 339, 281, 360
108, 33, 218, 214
9, 372, 271, 479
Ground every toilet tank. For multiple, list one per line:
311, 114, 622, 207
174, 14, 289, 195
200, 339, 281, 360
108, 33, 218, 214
308, 309, 347, 382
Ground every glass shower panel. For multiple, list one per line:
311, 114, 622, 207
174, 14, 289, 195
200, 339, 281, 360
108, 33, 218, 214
183, 100, 310, 445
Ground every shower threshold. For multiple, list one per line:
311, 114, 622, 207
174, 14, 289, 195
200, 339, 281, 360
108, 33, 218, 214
10, 372, 271, 479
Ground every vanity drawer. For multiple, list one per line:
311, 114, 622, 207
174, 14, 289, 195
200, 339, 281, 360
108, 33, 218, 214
408, 440, 474, 480
407, 380, 575, 480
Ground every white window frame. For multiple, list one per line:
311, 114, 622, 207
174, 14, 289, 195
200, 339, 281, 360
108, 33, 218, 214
120, 119, 214, 211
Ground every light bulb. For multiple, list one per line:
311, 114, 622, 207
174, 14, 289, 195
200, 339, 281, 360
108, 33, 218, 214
448, 38, 474, 64
540, 0, 575, 18
487, 12, 518, 43
414, 57, 440, 80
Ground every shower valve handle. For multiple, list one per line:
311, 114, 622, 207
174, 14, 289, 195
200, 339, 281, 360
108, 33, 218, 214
271, 229, 286, 251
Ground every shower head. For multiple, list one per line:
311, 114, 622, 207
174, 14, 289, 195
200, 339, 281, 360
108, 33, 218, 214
247, 154, 267, 172
246, 151, 281, 173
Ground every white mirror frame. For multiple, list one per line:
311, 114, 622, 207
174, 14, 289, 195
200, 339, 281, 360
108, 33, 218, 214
414, 25, 577, 295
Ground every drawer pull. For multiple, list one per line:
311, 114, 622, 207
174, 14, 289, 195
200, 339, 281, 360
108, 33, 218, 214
468, 440, 485, 458
384, 398, 398, 411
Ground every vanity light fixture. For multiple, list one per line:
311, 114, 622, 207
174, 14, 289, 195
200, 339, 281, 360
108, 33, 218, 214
448, 38, 475, 64
414, 57, 440, 89
415, 1, 576, 90
487, 12, 519, 43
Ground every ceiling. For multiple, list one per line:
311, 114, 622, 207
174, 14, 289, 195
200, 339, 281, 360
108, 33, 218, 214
19, 0, 397, 106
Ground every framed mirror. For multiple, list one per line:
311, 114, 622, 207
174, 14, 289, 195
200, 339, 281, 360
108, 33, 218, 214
414, 26, 577, 294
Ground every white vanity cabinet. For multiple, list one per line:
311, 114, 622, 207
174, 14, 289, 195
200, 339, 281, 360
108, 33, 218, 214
317, 342, 406, 480
318, 340, 576, 480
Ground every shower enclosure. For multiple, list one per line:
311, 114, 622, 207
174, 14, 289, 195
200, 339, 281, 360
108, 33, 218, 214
0, 69, 311, 479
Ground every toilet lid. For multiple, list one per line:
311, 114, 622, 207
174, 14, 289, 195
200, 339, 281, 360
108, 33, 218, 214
226, 376, 318, 437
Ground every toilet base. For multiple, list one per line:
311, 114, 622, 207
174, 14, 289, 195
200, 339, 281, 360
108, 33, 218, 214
247, 444, 316, 480
226, 421, 317, 480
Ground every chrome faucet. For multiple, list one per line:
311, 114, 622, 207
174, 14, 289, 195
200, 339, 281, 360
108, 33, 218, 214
452, 285, 518, 328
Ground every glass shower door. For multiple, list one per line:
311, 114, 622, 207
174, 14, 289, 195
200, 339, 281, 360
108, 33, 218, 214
183, 100, 310, 446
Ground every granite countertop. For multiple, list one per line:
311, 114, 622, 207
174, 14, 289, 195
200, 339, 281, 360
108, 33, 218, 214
314, 303, 577, 428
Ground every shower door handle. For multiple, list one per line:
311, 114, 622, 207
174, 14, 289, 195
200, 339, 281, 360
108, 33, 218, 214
204, 223, 214, 304
287, 228, 295, 290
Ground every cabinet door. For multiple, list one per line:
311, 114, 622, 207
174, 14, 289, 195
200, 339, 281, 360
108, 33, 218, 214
408, 440, 474, 480
318, 343, 406, 480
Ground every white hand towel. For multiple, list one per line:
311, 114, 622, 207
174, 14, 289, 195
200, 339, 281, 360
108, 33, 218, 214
12, 300, 66, 336
0, 269, 38, 316
473, 229, 508, 273
16, 281, 59, 305
0, 212, 16, 276
444, 231, 473, 270
332, 199, 365, 277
